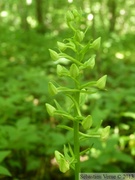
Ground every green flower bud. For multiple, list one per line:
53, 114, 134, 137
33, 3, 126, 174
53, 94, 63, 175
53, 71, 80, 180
96, 75, 107, 89
66, 11, 74, 22
80, 89, 87, 105
48, 82, 58, 96
72, 9, 80, 18
84, 55, 95, 69
75, 30, 84, 42
49, 49, 59, 61
67, 41, 76, 51
57, 64, 63, 76
57, 41, 67, 51
82, 115, 93, 130
101, 126, 110, 140
70, 63, 79, 78
91, 37, 101, 50
46, 103, 56, 116
57, 64, 69, 77
55, 151, 70, 173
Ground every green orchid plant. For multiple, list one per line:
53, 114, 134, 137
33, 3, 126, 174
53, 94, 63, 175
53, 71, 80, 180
46, 9, 110, 180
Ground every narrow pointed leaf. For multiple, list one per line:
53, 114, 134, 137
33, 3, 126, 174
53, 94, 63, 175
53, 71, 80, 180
54, 99, 64, 111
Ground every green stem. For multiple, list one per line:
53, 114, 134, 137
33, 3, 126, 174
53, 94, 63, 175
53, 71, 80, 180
74, 120, 80, 180
74, 91, 80, 180
73, 44, 82, 180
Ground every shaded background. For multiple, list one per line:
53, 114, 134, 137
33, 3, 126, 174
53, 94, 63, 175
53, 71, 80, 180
0, 0, 135, 179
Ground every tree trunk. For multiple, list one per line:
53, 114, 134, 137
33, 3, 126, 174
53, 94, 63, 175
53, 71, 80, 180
107, 0, 117, 33
35, 0, 46, 33
18, 1, 29, 30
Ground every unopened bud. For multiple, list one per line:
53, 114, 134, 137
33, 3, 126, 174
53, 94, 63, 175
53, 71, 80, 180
101, 126, 110, 140
96, 75, 107, 89
49, 49, 59, 60
72, 9, 80, 18
92, 37, 101, 50
66, 11, 74, 22
67, 41, 76, 51
75, 30, 84, 42
57, 41, 67, 51
48, 82, 58, 96
57, 64, 63, 76
82, 115, 93, 130
70, 63, 79, 78
46, 103, 56, 116
57, 64, 69, 77
84, 55, 95, 69
55, 151, 70, 173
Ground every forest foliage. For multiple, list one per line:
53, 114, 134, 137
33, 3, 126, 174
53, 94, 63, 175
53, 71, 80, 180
0, 0, 135, 179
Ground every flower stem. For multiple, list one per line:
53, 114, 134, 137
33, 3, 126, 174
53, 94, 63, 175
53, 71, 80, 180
74, 120, 80, 180
74, 91, 80, 180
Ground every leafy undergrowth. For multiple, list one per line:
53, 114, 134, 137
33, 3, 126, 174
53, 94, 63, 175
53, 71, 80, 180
0, 26, 135, 179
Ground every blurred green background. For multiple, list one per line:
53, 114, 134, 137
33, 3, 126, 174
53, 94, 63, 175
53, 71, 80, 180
0, 0, 135, 179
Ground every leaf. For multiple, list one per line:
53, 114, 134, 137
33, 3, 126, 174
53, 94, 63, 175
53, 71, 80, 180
55, 110, 74, 121
57, 125, 73, 132
68, 144, 74, 157
54, 99, 64, 111
16, 117, 30, 129
0, 166, 11, 176
115, 152, 134, 163
0, 151, 11, 163
64, 145, 71, 160
80, 146, 93, 155
121, 112, 135, 119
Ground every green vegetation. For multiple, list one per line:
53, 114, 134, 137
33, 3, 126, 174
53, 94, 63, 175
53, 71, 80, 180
0, 0, 135, 179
